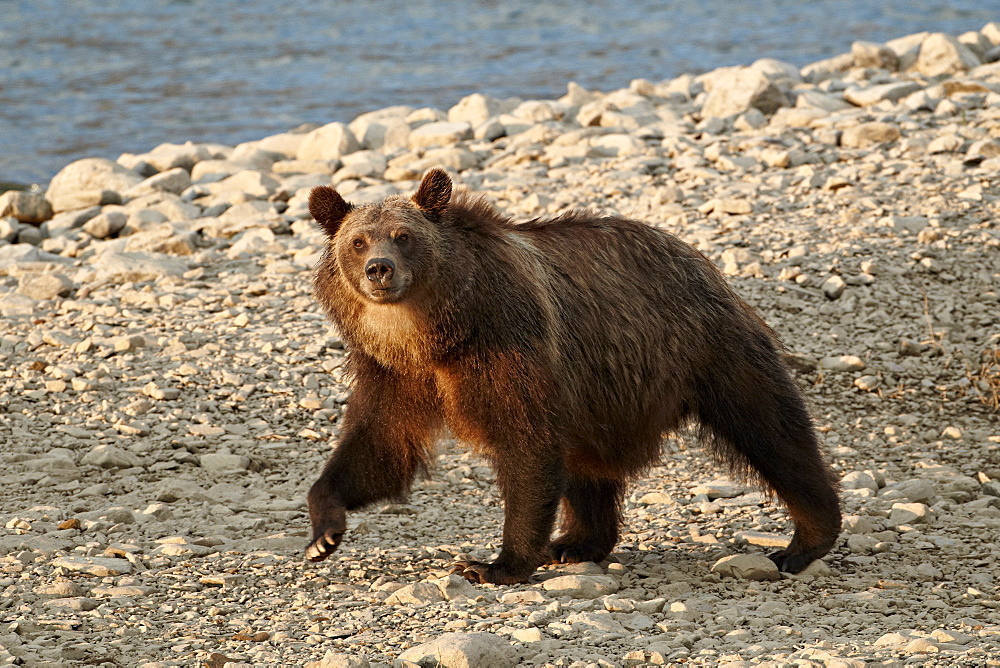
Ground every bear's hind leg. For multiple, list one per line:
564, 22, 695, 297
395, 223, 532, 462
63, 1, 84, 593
548, 477, 624, 565
695, 363, 841, 573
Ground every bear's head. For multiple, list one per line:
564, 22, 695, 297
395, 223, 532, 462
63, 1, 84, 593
309, 169, 452, 305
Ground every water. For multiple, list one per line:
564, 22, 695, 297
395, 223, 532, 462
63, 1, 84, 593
0, 0, 992, 185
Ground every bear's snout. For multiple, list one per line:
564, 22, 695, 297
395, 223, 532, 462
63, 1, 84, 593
365, 257, 396, 286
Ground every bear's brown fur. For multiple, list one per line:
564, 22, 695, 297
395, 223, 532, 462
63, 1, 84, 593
304, 168, 841, 584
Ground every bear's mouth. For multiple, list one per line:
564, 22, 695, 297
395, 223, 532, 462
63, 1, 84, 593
365, 285, 407, 304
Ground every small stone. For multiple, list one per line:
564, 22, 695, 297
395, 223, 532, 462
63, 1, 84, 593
734, 531, 790, 548
385, 582, 447, 606
818, 355, 866, 372
46, 158, 142, 213
914, 32, 981, 77
884, 479, 936, 503
710, 554, 780, 581
854, 375, 880, 391
841, 122, 900, 149
843, 81, 921, 107
889, 502, 932, 526
509, 628, 542, 643
435, 574, 478, 601
851, 40, 900, 70
114, 335, 146, 353
841, 471, 879, 492
701, 66, 788, 118
842, 515, 877, 534
199, 453, 251, 472
83, 211, 128, 239
408, 122, 473, 148
541, 574, 618, 598
297, 122, 361, 161
498, 590, 547, 605
80, 444, 143, 469
305, 652, 370, 668
904, 638, 939, 654
821, 274, 847, 300
690, 481, 743, 498
17, 273, 73, 300
395, 632, 517, 668
637, 491, 674, 505
0, 190, 53, 223
52, 555, 133, 576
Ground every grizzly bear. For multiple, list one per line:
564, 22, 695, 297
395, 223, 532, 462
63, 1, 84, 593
304, 168, 840, 585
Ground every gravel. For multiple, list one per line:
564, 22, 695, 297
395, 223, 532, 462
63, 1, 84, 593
1, 24, 1000, 668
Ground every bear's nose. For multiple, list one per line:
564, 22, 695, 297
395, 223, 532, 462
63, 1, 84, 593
365, 257, 395, 284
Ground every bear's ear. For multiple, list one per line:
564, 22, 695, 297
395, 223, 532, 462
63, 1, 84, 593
309, 186, 352, 238
412, 168, 452, 217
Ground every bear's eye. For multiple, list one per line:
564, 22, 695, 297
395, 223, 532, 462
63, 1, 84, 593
396, 233, 409, 243
352, 238, 364, 249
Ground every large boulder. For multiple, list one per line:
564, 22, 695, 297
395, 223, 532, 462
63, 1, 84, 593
700, 66, 788, 119
46, 158, 143, 213
913, 33, 981, 77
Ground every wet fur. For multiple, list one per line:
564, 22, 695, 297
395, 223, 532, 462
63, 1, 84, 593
305, 169, 841, 583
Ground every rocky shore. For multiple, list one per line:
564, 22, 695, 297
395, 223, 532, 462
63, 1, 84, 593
2, 25, 1000, 668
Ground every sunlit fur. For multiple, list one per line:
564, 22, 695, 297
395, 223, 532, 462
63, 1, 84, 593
304, 169, 841, 584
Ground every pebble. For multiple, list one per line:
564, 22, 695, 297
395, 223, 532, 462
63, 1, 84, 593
541, 574, 619, 598
710, 554, 781, 581
52, 556, 133, 576
818, 355, 867, 372
395, 632, 517, 668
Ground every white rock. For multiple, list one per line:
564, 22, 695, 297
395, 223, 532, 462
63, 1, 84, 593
541, 574, 618, 598
448, 93, 507, 126
17, 273, 73, 300
199, 453, 251, 472
395, 632, 517, 668
841, 471, 879, 492
710, 554, 780, 581
0, 190, 52, 223
851, 41, 900, 69
690, 480, 743, 498
509, 628, 542, 643
228, 227, 277, 257
125, 167, 192, 198
913, 33, 981, 77
154, 479, 213, 503
333, 150, 388, 181
435, 574, 478, 601
819, 355, 866, 372
821, 274, 847, 300
94, 251, 188, 282
889, 502, 932, 525
305, 652, 370, 668
843, 81, 922, 107
138, 142, 213, 172
385, 582, 447, 606
591, 133, 645, 157
498, 590, 547, 605
883, 479, 936, 503
408, 122, 473, 148
82, 211, 128, 239
81, 444, 142, 469
46, 158, 143, 213
297, 122, 361, 161
52, 556, 133, 576
841, 122, 900, 149
701, 66, 788, 118
795, 90, 852, 112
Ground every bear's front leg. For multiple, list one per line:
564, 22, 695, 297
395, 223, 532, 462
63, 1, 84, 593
305, 356, 440, 563
452, 446, 564, 585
